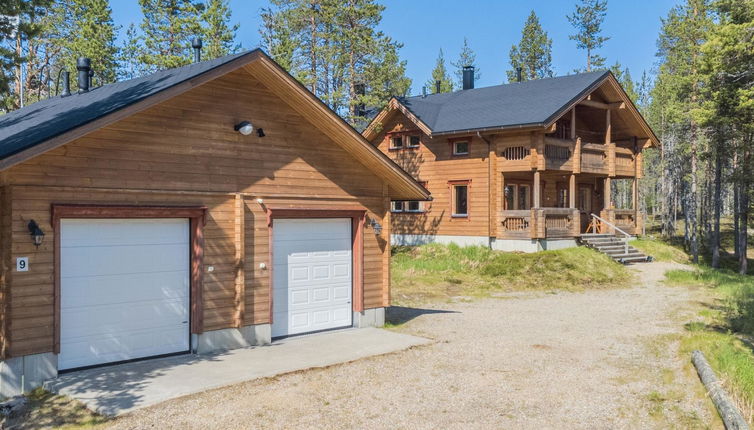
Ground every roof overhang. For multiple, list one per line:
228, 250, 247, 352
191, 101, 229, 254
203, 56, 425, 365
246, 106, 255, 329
0, 51, 429, 201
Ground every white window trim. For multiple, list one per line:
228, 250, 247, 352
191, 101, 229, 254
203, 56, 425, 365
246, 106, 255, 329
406, 135, 421, 148
389, 136, 404, 150
391, 201, 405, 212
452, 141, 470, 156
405, 201, 423, 213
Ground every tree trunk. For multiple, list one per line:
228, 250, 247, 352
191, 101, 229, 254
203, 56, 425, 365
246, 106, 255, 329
733, 151, 740, 258
739, 187, 748, 275
712, 144, 722, 268
690, 129, 699, 263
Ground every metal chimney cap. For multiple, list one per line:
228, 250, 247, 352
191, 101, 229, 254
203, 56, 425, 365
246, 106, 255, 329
192, 37, 202, 49
76, 57, 91, 69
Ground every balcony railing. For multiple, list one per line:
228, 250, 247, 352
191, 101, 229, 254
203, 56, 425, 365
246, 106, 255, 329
500, 208, 580, 239
600, 208, 642, 235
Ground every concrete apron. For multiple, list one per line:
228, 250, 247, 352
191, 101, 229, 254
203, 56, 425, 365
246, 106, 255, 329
44, 327, 430, 417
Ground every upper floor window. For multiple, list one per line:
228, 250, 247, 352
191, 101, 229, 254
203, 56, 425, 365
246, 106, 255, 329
390, 136, 404, 149
452, 141, 469, 156
407, 135, 421, 148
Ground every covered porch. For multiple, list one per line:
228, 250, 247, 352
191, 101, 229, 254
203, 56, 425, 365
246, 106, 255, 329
498, 171, 643, 240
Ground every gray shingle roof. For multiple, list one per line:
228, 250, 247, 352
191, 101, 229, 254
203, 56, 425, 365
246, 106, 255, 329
0, 50, 256, 160
399, 70, 610, 134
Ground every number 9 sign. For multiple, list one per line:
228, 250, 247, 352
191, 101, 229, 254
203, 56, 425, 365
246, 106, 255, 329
16, 257, 28, 272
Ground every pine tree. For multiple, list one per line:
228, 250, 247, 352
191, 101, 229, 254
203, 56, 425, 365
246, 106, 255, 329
426, 49, 453, 93
451, 37, 480, 88
260, 0, 411, 125
56, 0, 119, 85
119, 23, 143, 80
138, 0, 204, 71
567, 0, 609, 72
201, 0, 238, 60
0, 0, 53, 111
507, 11, 553, 82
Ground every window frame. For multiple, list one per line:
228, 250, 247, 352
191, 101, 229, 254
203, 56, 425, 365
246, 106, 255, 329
452, 141, 470, 156
406, 135, 421, 149
389, 135, 404, 150
448, 179, 471, 219
503, 182, 532, 210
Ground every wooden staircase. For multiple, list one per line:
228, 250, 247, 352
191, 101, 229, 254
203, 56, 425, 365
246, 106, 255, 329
579, 233, 652, 264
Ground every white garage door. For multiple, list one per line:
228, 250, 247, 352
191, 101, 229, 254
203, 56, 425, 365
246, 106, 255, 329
272, 218, 353, 338
59, 218, 190, 370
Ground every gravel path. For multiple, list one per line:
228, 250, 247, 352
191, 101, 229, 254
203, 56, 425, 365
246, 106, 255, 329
105, 261, 716, 429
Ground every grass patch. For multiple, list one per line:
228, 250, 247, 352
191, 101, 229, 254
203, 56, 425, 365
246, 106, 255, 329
631, 237, 690, 263
667, 262, 754, 424
2, 388, 108, 430
391, 244, 631, 306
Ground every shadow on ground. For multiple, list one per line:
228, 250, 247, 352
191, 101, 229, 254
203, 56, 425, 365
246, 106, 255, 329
386, 306, 459, 325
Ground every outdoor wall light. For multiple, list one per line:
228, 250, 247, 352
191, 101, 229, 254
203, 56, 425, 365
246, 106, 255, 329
369, 218, 383, 236
234, 121, 254, 136
256, 128, 265, 137
28, 220, 45, 247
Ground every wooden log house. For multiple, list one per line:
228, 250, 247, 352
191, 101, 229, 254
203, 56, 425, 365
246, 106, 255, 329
364, 69, 659, 252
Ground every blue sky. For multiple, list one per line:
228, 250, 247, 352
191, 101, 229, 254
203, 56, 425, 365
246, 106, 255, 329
110, 0, 679, 94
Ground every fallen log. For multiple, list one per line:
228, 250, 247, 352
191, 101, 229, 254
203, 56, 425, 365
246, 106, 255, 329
692, 350, 749, 430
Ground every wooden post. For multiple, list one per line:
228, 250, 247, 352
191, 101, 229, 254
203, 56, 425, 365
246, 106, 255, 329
606, 109, 615, 177
569, 174, 576, 208
604, 177, 611, 209
574, 137, 582, 174
633, 177, 639, 232
533, 170, 541, 208
571, 107, 576, 140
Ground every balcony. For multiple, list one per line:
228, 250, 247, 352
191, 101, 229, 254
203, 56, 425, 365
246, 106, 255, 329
500, 208, 580, 240
498, 137, 637, 176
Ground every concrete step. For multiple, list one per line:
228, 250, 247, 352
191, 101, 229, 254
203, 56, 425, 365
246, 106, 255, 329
613, 255, 651, 264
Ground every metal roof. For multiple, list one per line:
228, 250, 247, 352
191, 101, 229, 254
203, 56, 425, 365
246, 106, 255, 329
0, 50, 254, 160
398, 70, 610, 134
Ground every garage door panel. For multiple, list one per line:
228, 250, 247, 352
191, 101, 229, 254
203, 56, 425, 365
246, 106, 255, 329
61, 271, 189, 308
62, 243, 188, 277
61, 219, 189, 247
60, 218, 190, 370
271, 219, 353, 337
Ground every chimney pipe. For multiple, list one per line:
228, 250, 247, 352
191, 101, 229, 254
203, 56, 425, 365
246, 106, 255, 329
435, 80, 441, 94
77, 57, 91, 93
422, 86, 427, 97
88, 69, 94, 89
462, 66, 474, 90
60, 71, 71, 97
192, 37, 202, 63
516, 67, 523, 83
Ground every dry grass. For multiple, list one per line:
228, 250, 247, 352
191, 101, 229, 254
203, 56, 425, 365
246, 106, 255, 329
1, 388, 107, 430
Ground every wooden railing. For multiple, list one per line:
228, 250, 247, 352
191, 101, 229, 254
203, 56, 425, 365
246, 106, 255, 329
600, 208, 641, 235
500, 208, 580, 239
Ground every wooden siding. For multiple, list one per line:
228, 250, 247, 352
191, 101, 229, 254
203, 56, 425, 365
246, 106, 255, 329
374, 113, 491, 238
3, 68, 389, 358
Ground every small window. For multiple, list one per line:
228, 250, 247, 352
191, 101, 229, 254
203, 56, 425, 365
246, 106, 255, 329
453, 141, 469, 155
390, 136, 403, 149
391, 201, 405, 212
518, 185, 530, 210
453, 184, 468, 216
407, 135, 421, 148
406, 201, 421, 212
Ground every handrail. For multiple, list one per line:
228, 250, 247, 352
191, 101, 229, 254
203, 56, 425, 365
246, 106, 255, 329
590, 213, 631, 255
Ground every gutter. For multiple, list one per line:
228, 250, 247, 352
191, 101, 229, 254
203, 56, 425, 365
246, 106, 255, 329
433, 122, 544, 137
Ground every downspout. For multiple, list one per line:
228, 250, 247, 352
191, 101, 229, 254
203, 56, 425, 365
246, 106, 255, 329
478, 131, 493, 248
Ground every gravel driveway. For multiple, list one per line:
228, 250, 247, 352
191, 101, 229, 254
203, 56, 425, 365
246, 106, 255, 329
105, 261, 717, 429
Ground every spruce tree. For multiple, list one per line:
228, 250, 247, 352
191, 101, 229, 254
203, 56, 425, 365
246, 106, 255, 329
425, 49, 453, 93
609, 61, 637, 102
138, 0, 204, 71
201, 0, 238, 60
451, 37, 480, 88
56, 0, 119, 85
567, 0, 609, 72
119, 23, 143, 80
507, 10, 553, 82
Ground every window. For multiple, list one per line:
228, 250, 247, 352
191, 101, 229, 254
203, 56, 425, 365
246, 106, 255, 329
452, 184, 469, 217
452, 141, 469, 155
504, 183, 531, 210
391, 201, 404, 212
406, 201, 421, 212
407, 135, 421, 148
557, 187, 568, 208
390, 136, 403, 149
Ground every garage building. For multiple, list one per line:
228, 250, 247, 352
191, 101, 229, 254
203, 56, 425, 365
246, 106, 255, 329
0, 49, 429, 396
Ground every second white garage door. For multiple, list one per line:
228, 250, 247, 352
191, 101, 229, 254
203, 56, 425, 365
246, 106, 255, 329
59, 218, 190, 370
272, 218, 353, 338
